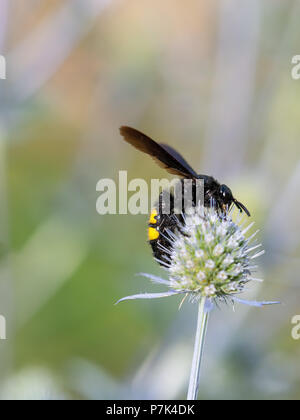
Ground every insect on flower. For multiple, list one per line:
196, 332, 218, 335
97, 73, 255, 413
117, 129, 280, 400
120, 126, 250, 265
116, 204, 279, 309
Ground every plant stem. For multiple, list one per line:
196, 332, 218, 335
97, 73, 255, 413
187, 297, 209, 400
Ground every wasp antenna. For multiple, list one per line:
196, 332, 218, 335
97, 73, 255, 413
234, 200, 250, 217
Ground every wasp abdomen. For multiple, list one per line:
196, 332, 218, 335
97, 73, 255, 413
148, 209, 160, 242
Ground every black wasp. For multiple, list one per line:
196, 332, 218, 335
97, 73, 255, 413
120, 126, 250, 265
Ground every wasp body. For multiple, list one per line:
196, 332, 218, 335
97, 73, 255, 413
120, 126, 250, 264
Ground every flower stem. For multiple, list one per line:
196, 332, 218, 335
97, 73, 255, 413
187, 297, 209, 400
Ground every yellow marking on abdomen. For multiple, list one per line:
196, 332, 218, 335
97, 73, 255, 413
148, 227, 159, 241
149, 209, 158, 225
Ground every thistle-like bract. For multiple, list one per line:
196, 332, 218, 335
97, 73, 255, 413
167, 205, 263, 301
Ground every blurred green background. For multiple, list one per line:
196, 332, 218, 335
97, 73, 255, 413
0, 0, 299, 400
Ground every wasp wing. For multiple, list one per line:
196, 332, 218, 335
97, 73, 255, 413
120, 126, 197, 178
159, 143, 198, 178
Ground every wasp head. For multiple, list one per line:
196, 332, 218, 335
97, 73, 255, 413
219, 184, 250, 217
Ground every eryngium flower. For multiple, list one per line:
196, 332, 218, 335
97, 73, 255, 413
117, 205, 279, 308
167, 206, 262, 299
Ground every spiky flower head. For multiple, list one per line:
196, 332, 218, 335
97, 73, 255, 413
117, 205, 279, 309
167, 205, 263, 300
